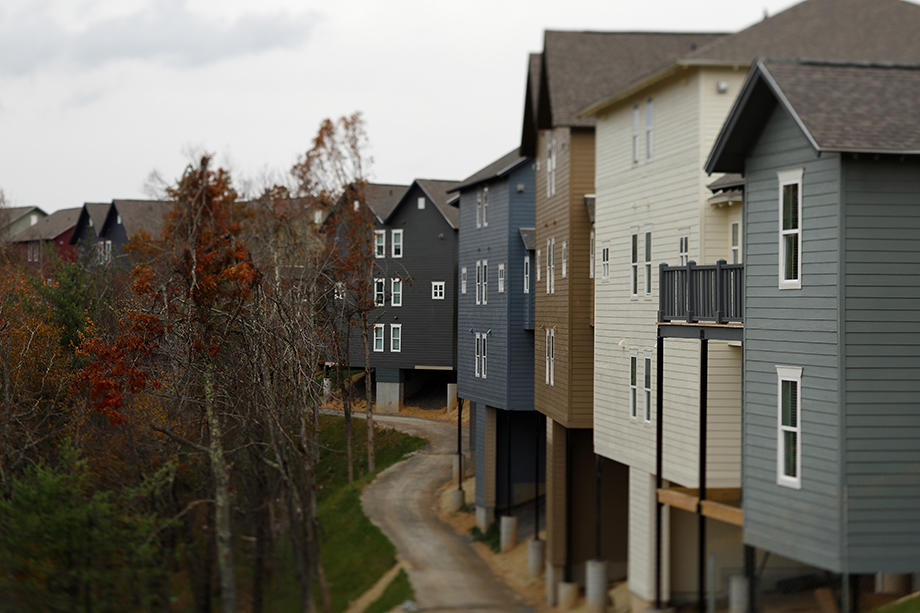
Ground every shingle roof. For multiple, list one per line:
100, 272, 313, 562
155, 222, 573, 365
415, 179, 461, 228
85, 202, 111, 231
451, 148, 528, 193
10, 207, 80, 242
0, 206, 44, 230
685, 0, 920, 66
519, 227, 536, 251
541, 30, 725, 128
363, 183, 409, 222
112, 200, 174, 240
707, 173, 745, 192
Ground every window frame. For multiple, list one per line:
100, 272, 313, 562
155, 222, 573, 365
549, 237, 555, 294
631, 228, 639, 297
549, 328, 555, 386
630, 353, 638, 418
632, 105, 640, 164
589, 231, 595, 279
475, 333, 481, 377
644, 230, 652, 296
373, 324, 385, 352
389, 323, 402, 352
374, 230, 386, 258
561, 240, 567, 279
679, 234, 689, 266
481, 333, 487, 379
431, 281, 445, 300
536, 249, 541, 282
730, 221, 741, 264
481, 260, 488, 304
461, 266, 467, 295
646, 98, 654, 160
601, 246, 609, 280
374, 278, 385, 306
476, 192, 482, 228
644, 354, 652, 422
482, 186, 488, 227
497, 263, 505, 293
776, 365, 803, 489
523, 255, 530, 294
475, 260, 482, 305
391, 228, 404, 259
391, 278, 402, 307
417, 196, 425, 210
545, 329, 550, 385
777, 168, 803, 289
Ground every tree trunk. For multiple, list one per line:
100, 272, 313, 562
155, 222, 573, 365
362, 313, 374, 473
204, 363, 236, 613
340, 354, 353, 483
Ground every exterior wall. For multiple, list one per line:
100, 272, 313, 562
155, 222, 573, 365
350, 183, 458, 370
546, 418, 568, 570
506, 163, 537, 412
842, 156, 920, 573
742, 104, 843, 572
1, 210, 45, 240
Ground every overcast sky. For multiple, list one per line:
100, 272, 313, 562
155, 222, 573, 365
1, 0, 814, 212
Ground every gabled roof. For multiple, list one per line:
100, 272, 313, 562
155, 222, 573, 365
363, 183, 409, 222
85, 202, 111, 230
412, 179, 461, 229
583, 0, 920, 118
0, 206, 45, 230
450, 148, 529, 193
707, 173, 744, 192
111, 200, 174, 240
519, 227, 536, 251
706, 60, 920, 174
521, 53, 543, 156
10, 207, 80, 242
532, 30, 724, 133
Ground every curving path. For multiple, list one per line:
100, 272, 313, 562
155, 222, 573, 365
361, 414, 530, 612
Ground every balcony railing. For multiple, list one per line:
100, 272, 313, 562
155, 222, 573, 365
658, 260, 743, 324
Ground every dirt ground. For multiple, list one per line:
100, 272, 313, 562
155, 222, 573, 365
322, 396, 471, 425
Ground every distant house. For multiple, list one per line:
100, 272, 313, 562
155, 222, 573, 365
70, 200, 173, 266
451, 147, 543, 531
706, 58, 920, 606
347, 180, 460, 411
1, 206, 46, 242
9, 207, 80, 273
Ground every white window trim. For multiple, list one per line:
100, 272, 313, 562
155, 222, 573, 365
644, 354, 652, 422
646, 98, 654, 160
632, 105, 640, 164
730, 221, 742, 265
391, 278, 402, 307
644, 228, 652, 296
481, 259, 488, 305
629, 353, 638, 418
461, 266, 467, 295
417, 196, 425, 210
481, 333, 487, 379
482, 186, 489, 227
545, 239, 551, 294
374, 230, 386, 258
476, 192, 482, 228
549, 237, 555, 294
778, 168, 803, 290
561, 240, 567, 279
631, 228, 639, 297
475, 333, 481, 377
475, 260, 482, 305
390, 323, 402, 353
334, 281, 345, 300
549, 328, 555, 386
589, 231, 595, 279
374, 278, 385, 307
776, 365, 803, 489
601, 246, 609, 280
373, 324, 385, 352
497, 263, 505, 293
431, 281, 445, 300
391, 228, 404, 259
545, 329, 550, 384
536, 249, 541, 282
679, 233, 689, 266
523, 255, 530, 294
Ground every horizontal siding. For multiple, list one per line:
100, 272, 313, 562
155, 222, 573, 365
742, 104, 842, 572
843, 156, 920, 573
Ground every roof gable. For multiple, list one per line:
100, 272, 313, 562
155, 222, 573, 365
452, 148, 529, 193
10, 208, 80, 242
363, 183, 409, 221
110, 200, 174, 241
386, 179, 461, 229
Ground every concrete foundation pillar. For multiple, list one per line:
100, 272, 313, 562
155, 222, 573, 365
446, 488, 464, 513
375, 380, 403, 413
500, 515, 518, 553
586, 559, 608, 613
529, 538, 545, 577
557, 582, 579, 610
729, 575, 748, 613
452, 455, 461, 482
546, 562, 562, 605
875, 573, 911, 594
475, 505, 494, 532
447, 383, 457, 410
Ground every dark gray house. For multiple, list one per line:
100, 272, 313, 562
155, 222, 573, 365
348, 179, 460, 411
451, 148, 542, 529
70, 200, 173, 266
705, 59, 920, 603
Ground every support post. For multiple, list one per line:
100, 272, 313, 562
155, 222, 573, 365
534, 414, 541, 540
715, 259, 726, 324
698, 337, 709, 613
655, 333, 665, 609
595, 453, 603, 560
457, 394, 463, 492
744, 545, 756, 613
506, 412, 513, 514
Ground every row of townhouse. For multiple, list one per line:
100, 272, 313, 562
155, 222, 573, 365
436, 0, 920, 612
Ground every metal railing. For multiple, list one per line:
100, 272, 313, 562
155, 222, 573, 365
658, 260, 743, 324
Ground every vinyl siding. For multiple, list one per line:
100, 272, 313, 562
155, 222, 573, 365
742, 104, 843, 572
842, 156, 920, 572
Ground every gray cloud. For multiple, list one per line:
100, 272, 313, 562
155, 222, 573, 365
0, 0, 319, 75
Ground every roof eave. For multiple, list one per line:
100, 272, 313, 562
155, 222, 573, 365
449, 157, 529, 194
579, 64, 685, 119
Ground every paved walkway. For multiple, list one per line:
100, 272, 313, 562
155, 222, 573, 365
362, 414, 531, 612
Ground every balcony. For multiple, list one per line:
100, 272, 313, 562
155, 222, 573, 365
658, 260, 743, 325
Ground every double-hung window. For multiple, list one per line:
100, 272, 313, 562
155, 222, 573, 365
391, 278, 402, 306
497, 264, 505, 293
549, 329, 555, 386
644, 355, 652, 422
391, 229, 404, 258
374, 230, 386, 258
546, 136, 556, 197
632, 105, 640, 164
476, 192, 482, 228
461, 267, 467, 294
523, 256, 530, 293
629, 354, 638, 418
646, 99, 654, 159
549, 238, 555, 294
334, 281, 345, 300
482, 187, 488, 226
730, 221, 741, 264
545, 329, 550, 384
373, 324, 384, 352
475, 261, 482, 305
589, 231, 595, 279
631, 229, 639, 296
776, 366, 802, 488
475, 334, 481, 377
601, 247, 610, 280
679, 234, 689, 266
481, 260, 488, 304
374, 278, 385, 306
778, 169, 802, 289
536, 249, 541, 282
644, 230, 652, 295
545, 239, 551, 294
431, 281, 445, 300
390, 324, 401, 352
561, 241, 567, 278
481, 334, 488, 378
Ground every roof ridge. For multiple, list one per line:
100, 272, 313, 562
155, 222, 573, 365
545, 29, 727, 36
764, 57, 920, 70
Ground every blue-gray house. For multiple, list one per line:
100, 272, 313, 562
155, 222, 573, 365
450, 148, 544, 529
705, 59, 920, 605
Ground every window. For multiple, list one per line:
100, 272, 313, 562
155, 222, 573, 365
116, 214, 122, 225
417, 196, 425, 210
644, 231, 652, 295
544, 329, 550, 384
373, 324, 384, 352
561, 241, 567, 278
105, 240, 112, 262
475, 261, 482, 305
334, 281, 345, 300
545, 239, 551, 294
631, 229, 639, 296
601, 247, 610, 280
461, 267, 467, 294
374, 279, 385, 306
481, 334, 488, 378
95, 240, 112, 265
390, 324, 401, 352
431, 281, 445, 300
497, 264, 505, 293
549, 329, 555, 386
632, 105, 640, 164
374, 230, 386, 258
646, 98, 654, 159
482, 260, 488, 304
523, 256, 530, 294
776, 366, 803, 488
482, 187, 488, 226
313, 209, 323, 224
778, 169, 802, 289
536, 249, 541, 281
30, 213, 38, 226
391, 278, 402, 306
546, 136, 556, 197
549, 237, 555, 294
644, 355, 652, 422
730, 221, 741, 264
475, 334, 481, 377
589, 231, 595, 279
679, 234, 689, 266
630, 354, 638, 418
391, 229, 404, 258
27, 242, 38, 262
353, 200, 360, 211
476, 192, 482, 228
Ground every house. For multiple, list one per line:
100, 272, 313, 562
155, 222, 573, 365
705, 58, 920, 610
70, 200, 173, 266
524, 30, 724, 601
9, 207, 80, 273
1, 206, 46, 241
347, 180, 460, 411
450, 147, 543, 531
582, 0, 920, 610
